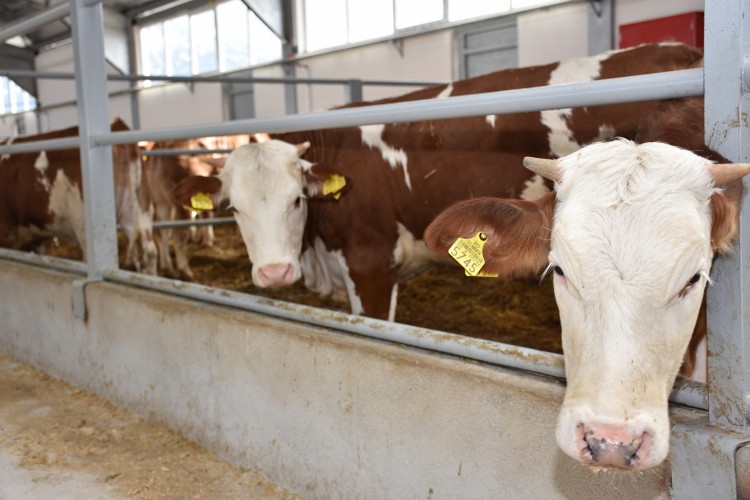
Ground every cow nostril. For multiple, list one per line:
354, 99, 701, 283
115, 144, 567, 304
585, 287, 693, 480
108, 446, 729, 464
579, 425, 647, 470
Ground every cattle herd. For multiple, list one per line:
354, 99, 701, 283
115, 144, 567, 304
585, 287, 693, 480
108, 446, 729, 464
2, 43, 749, 473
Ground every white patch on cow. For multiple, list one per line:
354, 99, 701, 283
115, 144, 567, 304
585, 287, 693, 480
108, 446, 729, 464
436, 84, 453, 99
519, 174, 550, 201
334, 250, 363, 315
300, 236, 348, 302
47, 169, 85, 250
392, 223, 444, 279
486, 115, 496, 128
34, 151, 51, 191
388, 283, 398, 323
541, 51, 617, 157
1, 136, 14, 162
359, 124, 412, 190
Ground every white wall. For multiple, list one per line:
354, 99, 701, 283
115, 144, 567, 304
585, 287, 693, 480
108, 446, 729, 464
28, 0, 703, 133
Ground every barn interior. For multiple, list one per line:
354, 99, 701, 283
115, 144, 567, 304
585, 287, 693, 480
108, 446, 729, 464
1, 1, 749, 498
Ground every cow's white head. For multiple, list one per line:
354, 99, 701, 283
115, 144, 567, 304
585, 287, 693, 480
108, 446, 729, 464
171, 139, 347, 288
425, 139, 750, 470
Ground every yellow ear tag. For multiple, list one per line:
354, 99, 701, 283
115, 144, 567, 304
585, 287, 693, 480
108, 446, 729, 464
190, 192, 214, 213
323, 174, 346, 200
448, 231, 498, 278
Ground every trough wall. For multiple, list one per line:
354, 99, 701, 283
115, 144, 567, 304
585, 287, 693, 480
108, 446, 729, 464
0, 259, 706, 498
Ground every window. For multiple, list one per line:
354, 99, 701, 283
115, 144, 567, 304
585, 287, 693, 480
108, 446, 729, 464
0, 77, 37, 115
138, 0, 282, 78
302, 0, 564, 52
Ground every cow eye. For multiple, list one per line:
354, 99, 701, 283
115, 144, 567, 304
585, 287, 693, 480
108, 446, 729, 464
687, 273, 701, 287
553, 265, 565, 277
293, 196, 302, 209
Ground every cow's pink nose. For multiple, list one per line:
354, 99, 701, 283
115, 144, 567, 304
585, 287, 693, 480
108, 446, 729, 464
577, 423, 652, 470
256, 263, 295, 287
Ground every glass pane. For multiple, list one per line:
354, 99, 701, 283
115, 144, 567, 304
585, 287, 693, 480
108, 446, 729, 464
11, 81, 24, 112
249, 10, 283, 65
305, 0, 347, 51
395, 0, 442, 29
139, 23, 165, 76
191, 10, 218, 73
1, 78, 10, 114
164, 16, 191, 76
218, 0, 251, 71
347, 0, 393, 43
449, 0, 511, 21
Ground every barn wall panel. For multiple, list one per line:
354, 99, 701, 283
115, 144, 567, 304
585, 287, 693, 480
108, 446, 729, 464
0, 260, 701, 498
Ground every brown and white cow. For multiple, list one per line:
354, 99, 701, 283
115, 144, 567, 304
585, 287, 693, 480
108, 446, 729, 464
142, 137, 241, 279
172, 43, 704, 320
423, 136, 749, 470
0, 118, 157, 273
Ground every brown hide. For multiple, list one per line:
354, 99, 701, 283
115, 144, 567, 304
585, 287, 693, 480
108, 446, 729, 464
0, 119, 149, 258
270, 43, 705, 319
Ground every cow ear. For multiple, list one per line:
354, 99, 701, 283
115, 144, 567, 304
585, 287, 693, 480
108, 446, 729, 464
424, 192, 556, 278
710, 182, 742, 254
171, 175, 226, 213
303, 163, 350, 200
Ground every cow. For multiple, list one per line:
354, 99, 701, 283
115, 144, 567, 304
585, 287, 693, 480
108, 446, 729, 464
0, 118, 157, 274
171, 43, 704, 320
423, 119, 749, 471
142, 137, 243, 279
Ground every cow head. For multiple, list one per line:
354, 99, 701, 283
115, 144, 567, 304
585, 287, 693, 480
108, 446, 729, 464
171, 139, 348, 288
425, 139, 750, 471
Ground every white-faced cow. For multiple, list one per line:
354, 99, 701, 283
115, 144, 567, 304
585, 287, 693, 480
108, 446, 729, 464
0, 118, 157, 273
423, 136, 749, 470
172, 43, 704, 320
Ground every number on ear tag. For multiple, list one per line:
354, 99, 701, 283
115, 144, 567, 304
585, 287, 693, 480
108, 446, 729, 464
448, 231, 495, 277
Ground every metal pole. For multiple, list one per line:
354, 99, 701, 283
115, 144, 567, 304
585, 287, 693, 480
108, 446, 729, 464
70, 0, 119, 280
0, 3, 71, 44
704, 0, 750, 429
82, 68, 703, 147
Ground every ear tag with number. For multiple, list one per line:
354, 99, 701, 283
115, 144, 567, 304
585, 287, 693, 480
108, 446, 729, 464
323, 174, 346, 200
448, 231, 498, 278
190, 192, 214, 213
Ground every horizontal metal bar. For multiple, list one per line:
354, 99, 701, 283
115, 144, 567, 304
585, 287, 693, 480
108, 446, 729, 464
92, 68, 705, 146
104, 267, 567, 378
143, 148, 234, 157
153, 217, 236, 229
0, 136, 80, 155
0, 248, 86, 275
0, 68, 444, 88
0, 3, 71, 44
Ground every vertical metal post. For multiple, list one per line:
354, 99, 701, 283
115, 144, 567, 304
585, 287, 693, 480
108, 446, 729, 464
282, 57, 297, 115
69, 0, 118, 283
704, 0, 750, 428
587, 0, 613, 56
347, 79, 363, 103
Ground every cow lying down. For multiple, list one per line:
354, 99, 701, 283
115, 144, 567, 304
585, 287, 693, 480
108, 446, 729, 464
424, 139, 750, 471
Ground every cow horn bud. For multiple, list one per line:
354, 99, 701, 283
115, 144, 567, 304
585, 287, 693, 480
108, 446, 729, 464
523, 157, 562, 183
708, 163, 750, 186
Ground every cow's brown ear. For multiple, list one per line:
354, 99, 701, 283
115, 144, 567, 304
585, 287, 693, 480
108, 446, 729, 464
171, 176, 225, 212
424, 192, 556, 279
303, 163, 350, 201
710, 182, 742, 254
